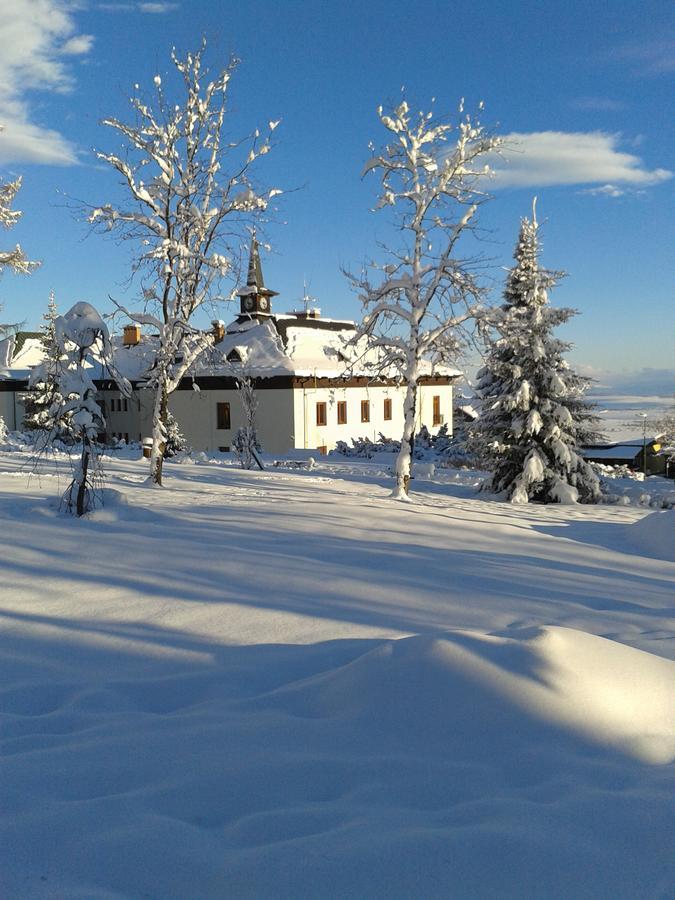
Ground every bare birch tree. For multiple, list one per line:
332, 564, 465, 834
88, 42, 280, 485
347, 99, 500, 498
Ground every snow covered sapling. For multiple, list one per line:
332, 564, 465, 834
233, 376, 261, 469
55, 303, 131, 516
88, 41, 281, 486
347, 98, 500, 498
24, 291, 74, 443
473, 203, 602, 504
0, 415, 7, 444
163, 410, 189, 458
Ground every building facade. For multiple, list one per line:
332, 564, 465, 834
1, 241, 460, 454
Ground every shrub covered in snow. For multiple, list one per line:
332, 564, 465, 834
332, 424, 479, 469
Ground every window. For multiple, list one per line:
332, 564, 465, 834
361, 400, 370, 423
383, 398, 392, 421
432, 395, 441, 426
218, 446, 230, 452
122, 398, 128, 412
217, 402, 231, 430
317, 445, 328, 456
337, 400, 347, 425
316, 402, 327, 426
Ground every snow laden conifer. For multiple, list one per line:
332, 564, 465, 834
88, 42, 280, 486
162, 410, 189, 458
54, 303, 131, 516
473, 204, 602, 504
24, 291, 73, 443
346, 98, 500, 498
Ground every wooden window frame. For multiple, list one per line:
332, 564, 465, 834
316, 401, 327, 427
383, 398, 392, 421
361, 399, 370, 423
217, 402, 231, 430
432, 395, 441, 427
337, 400, 347, 425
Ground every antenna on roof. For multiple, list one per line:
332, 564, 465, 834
295, 277, 318, 314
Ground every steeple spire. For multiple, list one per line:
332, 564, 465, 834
237, 232, 278, 316
247, 232, 265, 290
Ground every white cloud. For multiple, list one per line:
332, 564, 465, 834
0, 1, 93, 166
569, 97, 626, 112
138, 1, 179, 11
579, 366, 675, 399
607, 39, 675, 76
490, 132, 672, 192
99, 1, 179, 11
61, 34, 95, 56
579, 184, 627, 198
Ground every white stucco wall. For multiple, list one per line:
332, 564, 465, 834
0, 391, 19, 430
292, 383, 454, 453
168, 386, 296, 455
98, 379, 454, 455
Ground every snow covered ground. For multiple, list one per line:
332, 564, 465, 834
590, 391, 673, 442
1, 449, 673, 899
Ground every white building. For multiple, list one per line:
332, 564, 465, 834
1, 241, 460, 454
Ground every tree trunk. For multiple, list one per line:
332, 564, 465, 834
149, 382, 168, 486
392, 380, 417, 499
76, 438, 90, 517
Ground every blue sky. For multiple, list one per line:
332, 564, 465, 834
1, 0, 673, 390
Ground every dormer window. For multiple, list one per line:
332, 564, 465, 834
227, 349, 242, 362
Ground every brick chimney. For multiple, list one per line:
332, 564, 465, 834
212, 320, 225, 343
123, 324, 141, 346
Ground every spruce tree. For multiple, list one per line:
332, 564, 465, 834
163, 411, 189, 458
24, 291, 73, 442
473, 203, 602, 504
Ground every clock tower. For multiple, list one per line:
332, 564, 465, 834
237, 234, 278, 317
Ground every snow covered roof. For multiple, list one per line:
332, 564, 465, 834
0, 335, 46, 380
456, 403, 479, 421
582, 445, 642, 461
581, 437, 664, 462
0, 313, 463, 385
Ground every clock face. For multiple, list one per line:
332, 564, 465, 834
259, 297, 269, 311
244, 296, 255, 311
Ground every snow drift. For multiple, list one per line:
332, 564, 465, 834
629, 508, 675, 562
264, 626, 675, 765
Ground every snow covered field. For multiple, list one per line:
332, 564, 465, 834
590, 391, 673, 442
1, 450, 674, 899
